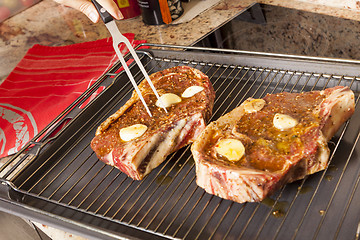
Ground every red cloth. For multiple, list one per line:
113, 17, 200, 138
0, 34, 146, 158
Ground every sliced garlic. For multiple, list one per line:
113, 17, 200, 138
215, 138, 245, 162
120, 124, 148, 141
156, 93, 182, 108
181, 86, 204, 98
243, 99, 266, 113
273, 113, 298, 131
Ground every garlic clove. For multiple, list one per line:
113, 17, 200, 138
273, 113, 298, 131
120, 124, 148, 141
215, 138, 245, 162
156, 93, 182, 108
243, 99, 266, 113
181, 86, 204, 98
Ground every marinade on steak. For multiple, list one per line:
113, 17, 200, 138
191, 86, 355, 203
91, 66, 215, 180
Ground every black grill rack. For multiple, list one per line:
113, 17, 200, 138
0, 44, 360, 240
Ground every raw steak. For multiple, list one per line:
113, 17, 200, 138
191, 86, 355, 203
91, 66, 215, 180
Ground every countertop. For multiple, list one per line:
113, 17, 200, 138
1, 0, 360, 83
1, 0, 360, 239
0, 0, 246, 83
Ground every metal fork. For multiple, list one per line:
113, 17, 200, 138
91, 0, 166, 117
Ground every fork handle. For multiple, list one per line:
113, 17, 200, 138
91, 0, 114, 24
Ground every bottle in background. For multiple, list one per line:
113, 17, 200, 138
113, 0, 141, 19
137, 0, 183, 25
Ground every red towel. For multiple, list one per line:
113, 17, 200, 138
0, 34, 146, 158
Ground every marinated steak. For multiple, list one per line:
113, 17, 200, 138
191, 86, 355, 203
91, 66, 215, 180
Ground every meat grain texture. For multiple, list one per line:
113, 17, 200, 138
191, 86, 355, 203
91, 66, 215, 180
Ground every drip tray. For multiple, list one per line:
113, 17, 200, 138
1, 45, 360, 240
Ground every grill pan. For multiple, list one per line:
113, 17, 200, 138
1, 44, 360, 240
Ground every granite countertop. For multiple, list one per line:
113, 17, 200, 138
1, 0, 360, 239
2, 0, 360, 83
0, 0, 248, 83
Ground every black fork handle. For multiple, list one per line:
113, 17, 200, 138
91, 0, 114, 24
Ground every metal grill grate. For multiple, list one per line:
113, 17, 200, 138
1, 45, 360, 240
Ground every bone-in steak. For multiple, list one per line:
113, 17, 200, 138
91, 66, 215, 180
191, 86, 355, 203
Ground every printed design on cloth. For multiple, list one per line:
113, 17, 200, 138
0, 103, 38, 156
0, 35, 146, 159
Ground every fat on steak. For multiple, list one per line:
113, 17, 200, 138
91, 66, 215, 180
191, 86, 355, 203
